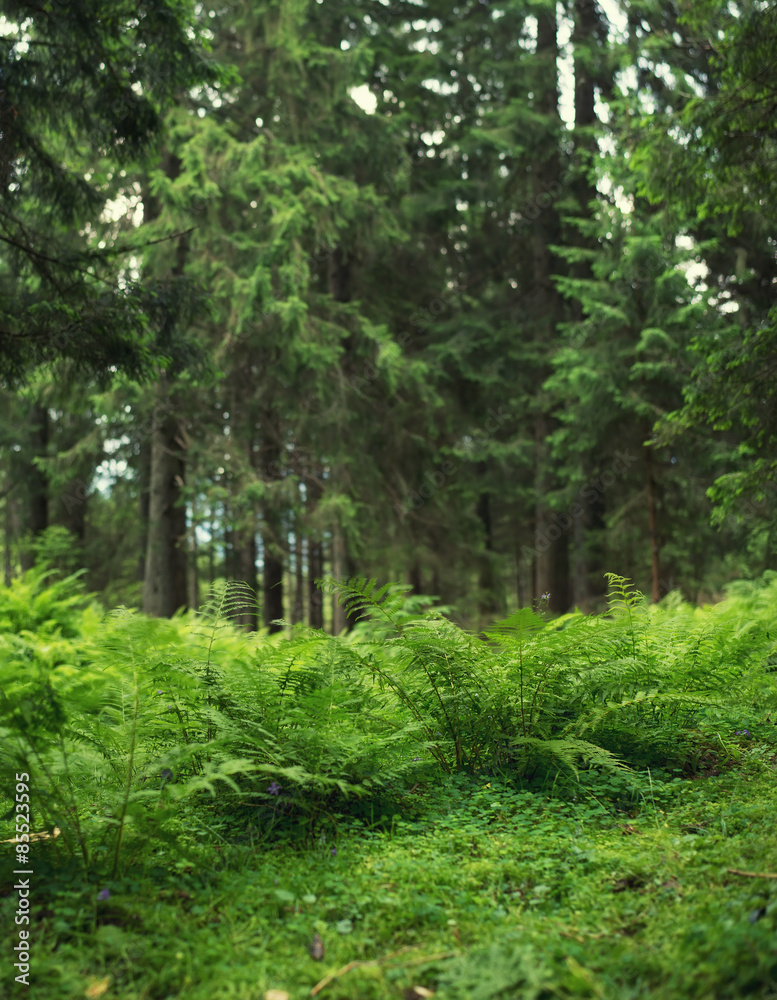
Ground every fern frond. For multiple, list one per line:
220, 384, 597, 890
508, 735, 629, 777
320, 576, 416, 632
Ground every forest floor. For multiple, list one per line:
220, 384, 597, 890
8, 755, 777, 1000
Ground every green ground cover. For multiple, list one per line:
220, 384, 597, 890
2, 765, 776, 1000
1, 571, 776, 999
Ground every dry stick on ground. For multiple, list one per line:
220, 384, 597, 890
310, 949, 459, 996
726, 868, 777, 880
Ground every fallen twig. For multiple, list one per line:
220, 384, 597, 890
726, 868, 777, 880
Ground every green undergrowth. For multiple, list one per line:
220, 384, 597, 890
2, 569, 776, 874
1, 568, 777, 997
1, 762, 776, 999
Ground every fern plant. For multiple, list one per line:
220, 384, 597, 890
3, 570, 775, 874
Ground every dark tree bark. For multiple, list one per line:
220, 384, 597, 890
645, 443, 661, 603
137, 436, 151, 583
332, 524, 348, 634
331, 523, 359, 633
530, 7, 570, 615
140, 160, 189, 616
142, 381, 188, 617
20, 401, 49, 570
234, 526, 258, 628
5, 493, 16, 584
188, 498, 200, 613
535, 417, 570, 613
262, 530, 284, 630
292, 528, 305, 624
308, 537, 324, 629
569, 0, 608, 611
476, 490, 500, 620
260, 432, 284, 632
326, 246, 359, 633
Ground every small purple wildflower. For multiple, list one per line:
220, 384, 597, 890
157, 690, 163, 694
331, 847, 337, 857
267, 781, 281, 795
97, 888, 110, 901
734, 729, 752, 738
413, 757, 421, 761
540, 592, 550, 602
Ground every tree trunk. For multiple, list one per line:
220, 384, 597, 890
332, 523, 348, 634
188, 498, 200, 612
138, 436, 151, 583
530, 7, 570, 615
20, 401, 49, 570
330, 474, 359, 633
476, 491, 500, 620
260, 434, 284, 632
409, 560, 423, 595
292, 529, 305, 624
534, 417, 570, 613
58, 474, 87, 541
262, 528, 284, 631
208, 506, 216, 590
234, 526, 258, 629
4, 494, 15, 584
569, 0, 606, 612
645, 444, 661, 603
306, 469, 324, 629
142, 381, 188, 617
331, 528, 360, 631
308, 537, 324, 629
140, 161, 188, 616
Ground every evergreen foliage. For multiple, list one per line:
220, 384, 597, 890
0, 1, 218, 382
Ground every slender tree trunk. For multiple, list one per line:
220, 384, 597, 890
226, 380, 260, 628
331, 522, 361, 633
332, 524, 347, 634
141, 164, 188, 616
142, 380, 188, 617
208, 507, 216, 589
138, 437, 151, 583
570, 0, 605, 612
262, 527, 283, 630
476, 490, 500, 620
306, 468, 324, 629
20, 401, 49, 570
534, 417, 570, 613
4, 495, 14, 584
235, 528, 258, 628
516, 535, 532, 610
223, 491, 236, 580
330, 479, 359, 632
59, 474, 87, 541
188, 499, 200, 612
644, 444, 661, 602
260, 433, 283, 632
292, 529, 304, 624
531, 7, 570, 614
326, 248, 358, 633
308, 537, 324, 629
